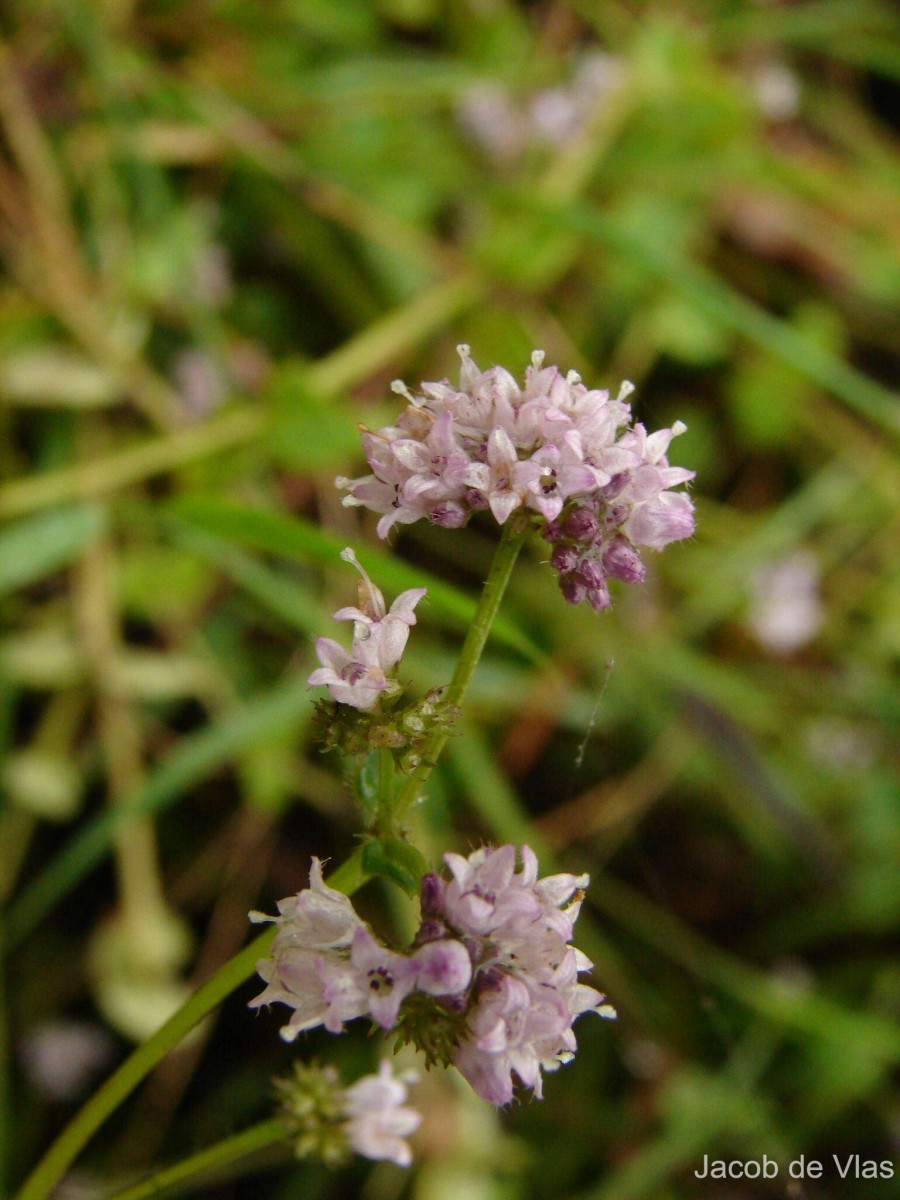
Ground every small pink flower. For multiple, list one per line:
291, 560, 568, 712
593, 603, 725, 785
413, 938, 473, 997
249, 857, 364, 950
350, 928, 420, 1029
521, 435, 603, 522
342, 1061, 421, 1167
307, 548, 426, 711
624, 490, 695, 550
307, 637, 389, 712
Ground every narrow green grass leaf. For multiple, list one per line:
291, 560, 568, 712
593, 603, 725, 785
3, 677, 312, 952
0, 507, 106, 595
540, 201, 900, 439
166, 496, 545, 663
166, 521, 328, 635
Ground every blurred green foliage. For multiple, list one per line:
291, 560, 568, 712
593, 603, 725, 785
1, 1, 898, 1198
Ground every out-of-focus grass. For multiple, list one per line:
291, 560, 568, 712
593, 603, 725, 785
1, 2, 898, 1198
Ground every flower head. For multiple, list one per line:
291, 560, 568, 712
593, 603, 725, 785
417, 844, 614, 1106
250, 846, 614, 1108
339, 348, 694, 609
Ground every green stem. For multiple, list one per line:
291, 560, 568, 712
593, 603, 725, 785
99, 1117, 289, 1200
377, 747, 396, 830
14, 518, 524, 1200
396, 518, 527, 815
14, 931, 272, 1200
13, 851, 368, 1200
323, 845, 370, 895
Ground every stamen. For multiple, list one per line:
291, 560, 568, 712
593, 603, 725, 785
339, 547, 385, 619
391, 379, 417, 404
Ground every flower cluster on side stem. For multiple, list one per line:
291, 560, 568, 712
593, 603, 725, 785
276, 1059, 420, 1167
338, 346, 694, 610
250, 846, 612, 1107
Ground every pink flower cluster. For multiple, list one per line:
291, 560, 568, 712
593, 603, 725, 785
249, 859, 472, 1042
307, 547, 426, 711
250, 846, 613, 1107
338, 347, 694, 609
423, 844, 614, 1106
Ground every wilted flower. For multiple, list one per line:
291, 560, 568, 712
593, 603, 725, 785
308, 547, 426, 710
339, 348, 693, 609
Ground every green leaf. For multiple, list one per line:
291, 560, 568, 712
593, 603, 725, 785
166, 495, 544, 662
267, 362, 368, 470
361, 836, 429, 895
3, 677, 313, 952
0, 506, 106, 595
530, 197, 900, 440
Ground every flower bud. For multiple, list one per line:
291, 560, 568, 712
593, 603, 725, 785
602, 502, 628, 529
414, 918, 447, 945
603, 537, 646, 584
429, 500, 468, 528
414, 939, 473, 998
587, 580, 612, 612
474, 965, 506, 995
551, 544, 579, 574
563, 506, 600, 543
543, 518, 564, 543
560, 573, 587, 605
576, 556, 606, 590
419, 872, 444, 917
600, 473, 629, 500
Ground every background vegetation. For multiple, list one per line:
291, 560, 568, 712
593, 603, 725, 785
1, 1, 898, 1197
